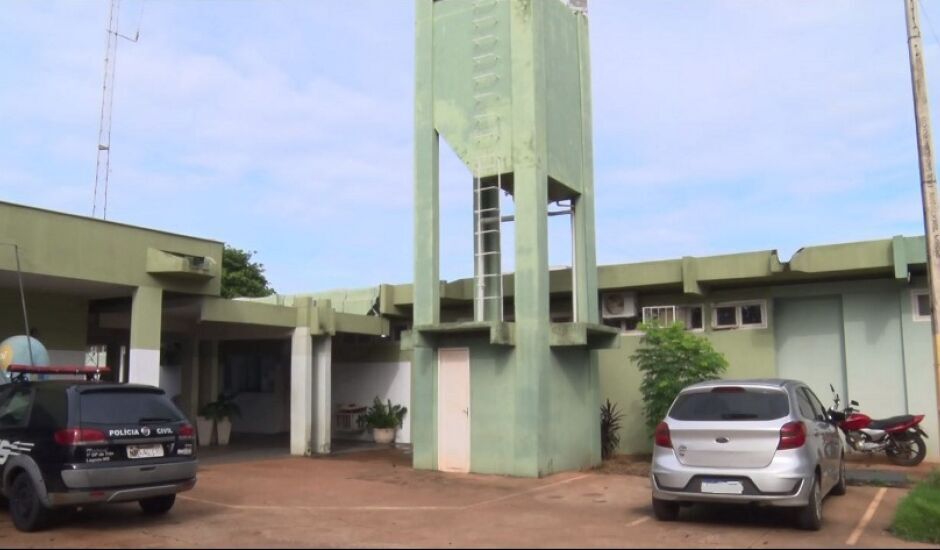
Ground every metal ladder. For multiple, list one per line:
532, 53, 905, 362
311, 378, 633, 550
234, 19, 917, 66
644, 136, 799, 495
470, 0, 504, 322
474, 157, 503, 322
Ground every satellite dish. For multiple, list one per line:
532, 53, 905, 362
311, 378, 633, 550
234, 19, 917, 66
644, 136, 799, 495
0, 335, 51, 382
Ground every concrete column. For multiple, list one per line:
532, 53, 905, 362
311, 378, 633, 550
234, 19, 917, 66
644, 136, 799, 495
413, 0, 440, 327
290, 327, 314, 456
572, 12, 599, 324
105, 342, 121, 382
412, 0, 441, 471
313, 336, 332, 455
179, 338, 200, 421
197, 340, 219, 410
510, 0, 550, 477
411, 344, 438, 470
129, 286, 163, 387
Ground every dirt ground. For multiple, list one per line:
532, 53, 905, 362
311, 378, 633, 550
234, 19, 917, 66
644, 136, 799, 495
593, 453, 652, 477
0, 450, 936, 549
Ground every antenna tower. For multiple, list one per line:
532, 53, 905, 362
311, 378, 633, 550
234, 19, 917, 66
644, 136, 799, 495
91, 0, 142, 220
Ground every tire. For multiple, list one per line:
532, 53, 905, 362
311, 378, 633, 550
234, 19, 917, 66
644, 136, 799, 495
831, 457, 847, 496
139, 494, 176, 515
652, 497, 680, 522
887, 434, 927, 467
9, 473, 52, 532
796, 475, 823, 531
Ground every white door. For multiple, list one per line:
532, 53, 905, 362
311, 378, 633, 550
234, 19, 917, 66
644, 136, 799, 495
437, 348, 470, 473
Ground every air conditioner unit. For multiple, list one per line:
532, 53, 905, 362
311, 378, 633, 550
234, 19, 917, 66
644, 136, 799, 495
601, 291, 637, 319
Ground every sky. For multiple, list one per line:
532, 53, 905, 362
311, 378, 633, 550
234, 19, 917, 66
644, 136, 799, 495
1, 0, 939, 295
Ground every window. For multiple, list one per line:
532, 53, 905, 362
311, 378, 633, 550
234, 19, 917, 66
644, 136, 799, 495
0, 387, 33, 428
714, 306, 737, 328
741, 304, 763, 326
668, 388, 789, 421
641, 305, 704, 331
80, 390, 184, 425
912, 290, 931, 322
679, 305, 704, 331
220, 340, 284, 394
796, 390, 816, 421
642, 306, 675, 325
802, 387, 828, 422
711, 301, 767, 330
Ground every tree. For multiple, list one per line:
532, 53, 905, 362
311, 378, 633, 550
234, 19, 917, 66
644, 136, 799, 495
221, 245, 275, 299
631, 321, 728, 435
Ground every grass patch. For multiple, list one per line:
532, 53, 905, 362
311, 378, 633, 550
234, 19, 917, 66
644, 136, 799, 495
891, 470, 940, 544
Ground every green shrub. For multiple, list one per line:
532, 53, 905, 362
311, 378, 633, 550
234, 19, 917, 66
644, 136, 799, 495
199, 393, 241, 421
357, 397, 408, 430
631, 321, 728, 434
892, 471, 940, 544
600, 399, 624, 460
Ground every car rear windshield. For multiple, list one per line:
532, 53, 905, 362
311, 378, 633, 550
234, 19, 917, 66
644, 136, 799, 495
669, 388, 790, 421
79, 391, 185, 425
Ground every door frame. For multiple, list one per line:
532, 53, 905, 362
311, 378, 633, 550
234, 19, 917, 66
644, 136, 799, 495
437, 347, 470, 473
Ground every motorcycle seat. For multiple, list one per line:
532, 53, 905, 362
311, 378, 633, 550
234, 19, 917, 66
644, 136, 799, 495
868, 415, 915, 430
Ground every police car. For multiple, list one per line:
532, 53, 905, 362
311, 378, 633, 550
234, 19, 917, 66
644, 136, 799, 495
0, 365, 197, 531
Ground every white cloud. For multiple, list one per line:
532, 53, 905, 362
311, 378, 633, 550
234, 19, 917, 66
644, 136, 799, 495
1, 0, 938, 293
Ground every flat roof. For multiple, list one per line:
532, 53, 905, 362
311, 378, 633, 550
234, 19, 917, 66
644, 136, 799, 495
0, 200, 224, 245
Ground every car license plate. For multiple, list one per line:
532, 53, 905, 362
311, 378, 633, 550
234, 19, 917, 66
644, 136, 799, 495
701, 479, 744, 494
127, 444, 164, 459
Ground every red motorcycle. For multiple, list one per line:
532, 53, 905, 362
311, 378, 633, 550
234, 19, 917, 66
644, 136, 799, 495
826, 385, 928, 466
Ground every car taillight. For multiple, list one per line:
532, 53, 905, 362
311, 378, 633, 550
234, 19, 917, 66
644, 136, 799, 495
178, 424, 195, 439
654, 422, 672, 448
54, 428, 107, 446
777, 421, 806, 450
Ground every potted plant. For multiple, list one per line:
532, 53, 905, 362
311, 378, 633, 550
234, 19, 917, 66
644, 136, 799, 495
205, 393, 242, 446
196, 403, 217, 447
357, 396, 407, 445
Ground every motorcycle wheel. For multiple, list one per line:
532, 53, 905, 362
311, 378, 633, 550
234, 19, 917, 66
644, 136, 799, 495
887, 434, 927, 466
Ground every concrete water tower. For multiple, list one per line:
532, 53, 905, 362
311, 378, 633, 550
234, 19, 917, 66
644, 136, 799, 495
410, 0, 618, 477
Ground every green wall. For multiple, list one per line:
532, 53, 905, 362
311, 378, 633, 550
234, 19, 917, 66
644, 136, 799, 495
775, 296, 846, 398
465, 337, 516, 475
598, 320, 776, 455
0, 289, 87, 350
899, 277, 940, 457
599, 279, 940, 458
543, 347, 600, 473
411, 334, 601, 477
0, 201, 222, 296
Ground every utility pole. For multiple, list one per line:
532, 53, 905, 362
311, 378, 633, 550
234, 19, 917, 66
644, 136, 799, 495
905, 0, 940, 426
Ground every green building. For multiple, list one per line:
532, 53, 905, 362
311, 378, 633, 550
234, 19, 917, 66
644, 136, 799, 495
1, 199, 937, 465
1, 0, 937, 475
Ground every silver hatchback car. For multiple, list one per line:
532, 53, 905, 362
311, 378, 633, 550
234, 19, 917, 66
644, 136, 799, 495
650, 379, 845, 530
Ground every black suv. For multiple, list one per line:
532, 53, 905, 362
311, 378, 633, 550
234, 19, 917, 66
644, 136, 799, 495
0, 378, 197, 531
